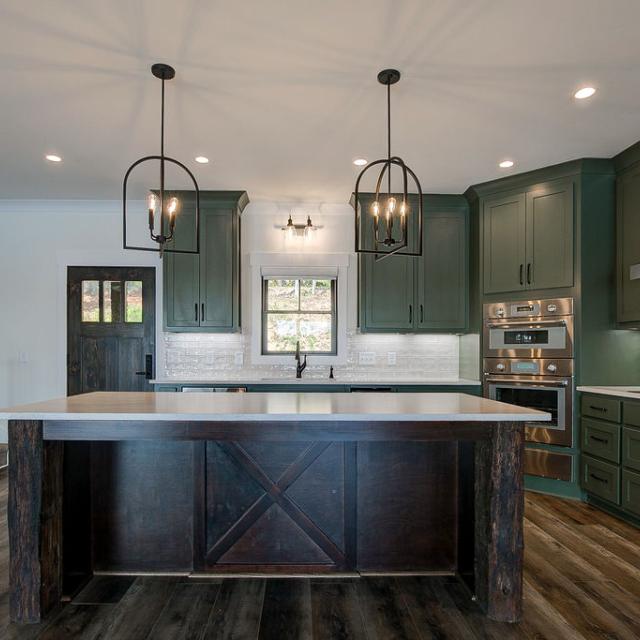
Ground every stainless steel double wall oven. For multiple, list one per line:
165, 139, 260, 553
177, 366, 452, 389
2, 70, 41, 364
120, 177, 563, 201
483, 298, 574, 479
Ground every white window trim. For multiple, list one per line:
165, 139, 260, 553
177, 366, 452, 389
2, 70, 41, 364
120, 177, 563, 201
249, 253, 349, 365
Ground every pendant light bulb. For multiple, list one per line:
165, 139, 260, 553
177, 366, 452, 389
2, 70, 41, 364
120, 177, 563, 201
371, 201, 380, 217
387, 197, 396, 214
147, 193, 158, 231
304, 215, 314, 239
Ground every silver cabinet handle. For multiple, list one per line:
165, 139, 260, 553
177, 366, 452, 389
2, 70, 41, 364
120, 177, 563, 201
486, 319, 567, 329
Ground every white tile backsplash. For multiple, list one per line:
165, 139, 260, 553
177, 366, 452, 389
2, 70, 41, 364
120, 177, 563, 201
162, 331, 462, 381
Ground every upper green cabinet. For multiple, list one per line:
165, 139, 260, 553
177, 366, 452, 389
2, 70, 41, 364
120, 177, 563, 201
164, 191, 248, 332
358, 194, 468, 333
617, 165, 640, 323
482, 180, 574, 295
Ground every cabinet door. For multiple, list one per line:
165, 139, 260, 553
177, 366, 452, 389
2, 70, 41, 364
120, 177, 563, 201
164, 209, 200, 328
417, 208, 467, 331
200, 208, 237, 329
361, 253, 415, 330
525, 181, 574, 290
482, 192, 526, 294
617, 167, 640, 322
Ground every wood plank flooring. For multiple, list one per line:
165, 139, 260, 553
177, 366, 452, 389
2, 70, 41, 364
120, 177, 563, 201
0, 471, 639, 639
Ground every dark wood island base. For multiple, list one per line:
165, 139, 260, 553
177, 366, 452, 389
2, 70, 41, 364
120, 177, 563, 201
8, 416, 525, 625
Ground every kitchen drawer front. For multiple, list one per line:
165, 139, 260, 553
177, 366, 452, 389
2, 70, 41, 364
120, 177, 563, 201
621, 469, 640, 516
622, 426, 640, 472
623, 401, 640, 428
581, 455, 620, 504
581, 395, 621, 423
581, 418, 620, 464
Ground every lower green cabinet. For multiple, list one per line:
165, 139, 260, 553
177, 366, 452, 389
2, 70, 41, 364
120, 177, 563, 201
622, 469, 640, 516
623, 426, 640, 471
358, 194, 469, 333
164, 191, 248, 332
581, 455, 620, 504
581, 418, 620, 464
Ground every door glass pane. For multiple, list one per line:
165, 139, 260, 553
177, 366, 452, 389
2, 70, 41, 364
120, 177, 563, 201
81, 281, 100, 322
266, 279, 299, 310
125, 281, 143, 323
300, 279, 332, 311
103, 281, 122, 323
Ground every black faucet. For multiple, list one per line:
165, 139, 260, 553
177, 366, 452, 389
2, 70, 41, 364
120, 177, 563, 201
295, 341, 307, 378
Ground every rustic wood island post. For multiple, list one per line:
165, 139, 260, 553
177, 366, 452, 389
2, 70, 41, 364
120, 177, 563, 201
8, 420, 63, 624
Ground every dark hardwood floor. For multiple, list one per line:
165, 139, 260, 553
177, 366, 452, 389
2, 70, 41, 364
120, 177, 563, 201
1, 470, 639, 639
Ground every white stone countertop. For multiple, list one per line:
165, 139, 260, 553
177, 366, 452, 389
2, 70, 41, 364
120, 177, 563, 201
0, 391, 549, 423
577, 386, 640, 400
149, 377, 482, 386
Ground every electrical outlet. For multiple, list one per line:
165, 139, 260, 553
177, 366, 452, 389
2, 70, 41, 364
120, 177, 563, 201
358, 352, 376, 366
234, 351, 244, 366
387, 352, 397, 366
18, 351, 29, 364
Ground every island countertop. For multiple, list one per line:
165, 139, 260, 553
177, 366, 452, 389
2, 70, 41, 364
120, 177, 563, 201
0, 391, 549, 423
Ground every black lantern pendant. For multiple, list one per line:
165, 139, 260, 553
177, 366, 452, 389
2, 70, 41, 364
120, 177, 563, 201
123, 63, 200, 257
353, 69, 423, 260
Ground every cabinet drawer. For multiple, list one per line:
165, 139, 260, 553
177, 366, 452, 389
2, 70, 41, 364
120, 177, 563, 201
581, 395, 621, 423
582, 419, 620, 464
622, 426, 640, 472
622, 469, 640, 516
581, 455, 620, 504
155, 386, 179, 392
623, 402, 640, 428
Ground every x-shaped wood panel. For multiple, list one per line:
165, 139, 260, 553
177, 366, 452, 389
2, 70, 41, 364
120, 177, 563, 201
206, 441, 346, 567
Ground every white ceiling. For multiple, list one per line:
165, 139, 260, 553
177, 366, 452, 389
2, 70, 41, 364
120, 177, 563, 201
2, 0, 640, 201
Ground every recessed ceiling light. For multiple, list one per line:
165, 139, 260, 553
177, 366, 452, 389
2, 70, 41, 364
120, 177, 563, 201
499, 159, 514, 169
574, 86, 596, 100
353, 158, 367, 166
45, 154, 62, 163
195, 156, 209, 164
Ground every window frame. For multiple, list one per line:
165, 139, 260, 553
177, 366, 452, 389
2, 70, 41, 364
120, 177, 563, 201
261, 277, 338, 356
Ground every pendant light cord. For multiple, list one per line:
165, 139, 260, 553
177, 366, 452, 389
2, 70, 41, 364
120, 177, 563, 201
387, 82, 391, 194
160, 77, 165, 225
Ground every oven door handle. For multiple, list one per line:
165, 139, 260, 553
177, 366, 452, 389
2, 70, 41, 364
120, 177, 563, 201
486, 319, 567, 329
484, 376, 569, 387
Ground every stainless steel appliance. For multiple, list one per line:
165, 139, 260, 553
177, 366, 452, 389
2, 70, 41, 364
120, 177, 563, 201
483, 298, 575, 480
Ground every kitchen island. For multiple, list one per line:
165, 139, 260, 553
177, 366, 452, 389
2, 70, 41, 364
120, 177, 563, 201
1, 391, 548, 625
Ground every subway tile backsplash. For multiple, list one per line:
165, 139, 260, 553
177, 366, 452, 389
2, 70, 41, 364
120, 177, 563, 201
162, 331, 462, 381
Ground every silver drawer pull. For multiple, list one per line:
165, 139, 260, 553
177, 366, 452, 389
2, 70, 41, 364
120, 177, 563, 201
486, 319, 567, 329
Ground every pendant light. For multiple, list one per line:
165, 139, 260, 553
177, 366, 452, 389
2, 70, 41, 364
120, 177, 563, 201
123, 63, 200, 257
353, 69, 423, 260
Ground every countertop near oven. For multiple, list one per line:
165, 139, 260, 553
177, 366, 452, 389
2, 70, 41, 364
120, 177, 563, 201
577, 386, 640, 400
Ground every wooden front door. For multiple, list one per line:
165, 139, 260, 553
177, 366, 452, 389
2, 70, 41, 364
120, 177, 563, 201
67, 267, 156, 395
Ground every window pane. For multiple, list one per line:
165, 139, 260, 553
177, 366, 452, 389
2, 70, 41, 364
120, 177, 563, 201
266, 279, 299, 310
103, 281, 122, 323
266, 313, 332, 353
300, 279, 332, 311
125, 281, 143, 323
81, 281, 100, 322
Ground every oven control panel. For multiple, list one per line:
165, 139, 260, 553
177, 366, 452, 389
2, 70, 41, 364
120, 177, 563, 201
484, 297, 573, 320
483, 358, 573, 377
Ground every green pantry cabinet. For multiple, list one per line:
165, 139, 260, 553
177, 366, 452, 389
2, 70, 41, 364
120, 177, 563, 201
164, 191, 248, 331
580, 393, 640, 523
616, 149, 640, 324
357, 194, 469, 332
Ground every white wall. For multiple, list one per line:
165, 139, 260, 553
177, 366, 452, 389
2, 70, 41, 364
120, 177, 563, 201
0, 200, 162, 442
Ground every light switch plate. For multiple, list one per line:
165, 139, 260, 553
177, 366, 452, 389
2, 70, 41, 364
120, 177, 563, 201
358, 352, 376, 366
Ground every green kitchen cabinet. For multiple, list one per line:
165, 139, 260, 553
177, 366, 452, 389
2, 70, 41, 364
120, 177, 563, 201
526, 182, 574, 290
417, 205, 468, 330
164, 191, 248, 332
358, 193, 469, 333
482, 180, 574, 295
482, 192, 526, 294
616, 165, 640, 323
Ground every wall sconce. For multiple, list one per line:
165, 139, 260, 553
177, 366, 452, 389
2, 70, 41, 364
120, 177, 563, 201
279, 213, 322, 239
